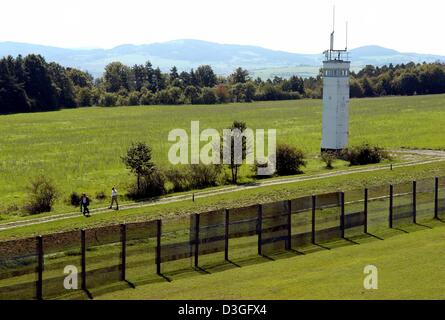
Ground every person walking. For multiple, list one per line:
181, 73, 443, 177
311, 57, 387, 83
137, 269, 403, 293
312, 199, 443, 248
109, 186, 119, 210
80, 193, 91, 217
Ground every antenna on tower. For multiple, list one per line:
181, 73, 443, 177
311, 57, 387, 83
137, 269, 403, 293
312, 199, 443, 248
330, 6, 335, 51
345, 21, 348, 51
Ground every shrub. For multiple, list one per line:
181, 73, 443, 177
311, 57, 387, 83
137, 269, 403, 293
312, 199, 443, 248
69, 191, 81, 207
24, 176, 58, 214
341, 144, 390, 166
275, 144, 306, 176
139, 89, 154, 105
198, 87, 217, 104
127, 91, 141, 106
189, 164, 222, 189
98, 92, 118, 107
321, 151, 337, 169
128, 169, 166, 199
165, 167, 192, 192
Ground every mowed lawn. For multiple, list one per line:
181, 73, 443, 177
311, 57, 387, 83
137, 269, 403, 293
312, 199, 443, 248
0, 94, 444, 214
99, 223, 445, 300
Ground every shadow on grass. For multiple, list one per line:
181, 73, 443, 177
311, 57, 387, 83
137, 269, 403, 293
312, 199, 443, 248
78, 218, 445, 299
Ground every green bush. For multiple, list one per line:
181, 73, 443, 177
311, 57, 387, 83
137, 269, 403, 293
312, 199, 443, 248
189, 164, 222, 189
24, 176, 58, 214
275, 144, 306, 176
69, 191, 81, 207
98, 92, 118, 107
165, 167, 192, 192
341, 144, 390, 166
321, 151, 337, 169
128, 169, 167, 199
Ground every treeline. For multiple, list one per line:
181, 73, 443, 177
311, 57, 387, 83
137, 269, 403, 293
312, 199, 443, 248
2, 54, 445, 115
350, 62, 445, 97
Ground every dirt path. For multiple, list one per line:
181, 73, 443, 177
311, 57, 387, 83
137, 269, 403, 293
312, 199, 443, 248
1, 149, 444, 231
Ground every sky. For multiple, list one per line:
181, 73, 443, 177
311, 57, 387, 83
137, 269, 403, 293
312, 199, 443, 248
1, 0, 444, 55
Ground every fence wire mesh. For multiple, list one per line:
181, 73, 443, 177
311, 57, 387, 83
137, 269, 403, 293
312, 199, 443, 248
125, 221, 158, 284
227, 205, 259, 261
314, 192, 342, 243
261, 201, 289, 254
0, 237, 38, 300
290, 196, 313, 247
1, 177, 444, 299
42, 230, 81, 299
84, 225, 122, 290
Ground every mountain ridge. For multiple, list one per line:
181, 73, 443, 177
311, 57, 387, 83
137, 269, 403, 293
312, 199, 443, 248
1, 40, 444, 78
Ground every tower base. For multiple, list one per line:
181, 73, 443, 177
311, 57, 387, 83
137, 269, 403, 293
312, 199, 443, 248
321, 148, 344, 156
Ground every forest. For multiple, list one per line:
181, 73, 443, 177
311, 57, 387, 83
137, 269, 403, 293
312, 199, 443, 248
1, 54, 445, 114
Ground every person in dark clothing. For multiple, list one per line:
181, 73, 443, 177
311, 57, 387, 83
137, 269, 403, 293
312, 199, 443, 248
80, 193, 90, 217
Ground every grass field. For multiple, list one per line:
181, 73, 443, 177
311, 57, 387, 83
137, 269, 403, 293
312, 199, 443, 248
1, 94, 445, 219
98, 221, 445, 300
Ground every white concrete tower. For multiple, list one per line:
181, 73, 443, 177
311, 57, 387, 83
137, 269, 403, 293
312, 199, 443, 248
321, 13, 350, 153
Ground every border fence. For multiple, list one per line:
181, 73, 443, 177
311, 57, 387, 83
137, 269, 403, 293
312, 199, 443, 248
1, 176, 444, 300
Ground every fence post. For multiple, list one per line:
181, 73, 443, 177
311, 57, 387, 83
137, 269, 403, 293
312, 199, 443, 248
364, 188, 368, 234
435, 177, 439, 220
311, 195, 316, 244
120, 224, 126, 281
194, 214, 200, 268
340, 192, 345, 238
36, 235, 43, 300
286, 200, 292, 250
389, 185, 394, 228
81, 229, 86, 291
156, 219, 161, 276
225, 209, 229, 261
257, 204, 263, 256
413, 181, 417, 224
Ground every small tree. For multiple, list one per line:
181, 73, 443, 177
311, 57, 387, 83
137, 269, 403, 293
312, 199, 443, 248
276, 144, 306, 176
222, 121, 248, 184
122, 142, 155, 192
24, 175, 58, 214
321, 151, 337, 169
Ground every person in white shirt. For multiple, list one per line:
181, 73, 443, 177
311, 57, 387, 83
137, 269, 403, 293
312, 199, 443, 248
109, 186, 119, 210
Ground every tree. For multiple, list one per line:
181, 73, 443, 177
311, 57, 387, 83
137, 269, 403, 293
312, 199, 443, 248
184, 85, 200, 104
195, 65, 217, 87
229, 67, 250, 84
103, 62, 132, 93
223, 121, 248, 184
121, 142, 155, 192
23, 54, 59, 111
48, 62, 77, 108
199, 87, 217, 104
66, 68, 93, 88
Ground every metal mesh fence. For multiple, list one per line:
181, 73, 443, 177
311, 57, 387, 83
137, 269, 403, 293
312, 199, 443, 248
261, 201, 290, 254
84, 225, 122, 290
196, 209, 226, 268
314, 192, 342, 243
367, 184, 390, 231
439, 177, 445, 218
227, 205, 259, 261
290, 196, 313, 247
417, 178, 436, 221
42, 230, 81, 299
0, 237, 38, 300
344, 189, 366, 237
125, 221, 158, 284
160, 215, 194, 276
2, 177, 445, 299
392, 182, 414, 227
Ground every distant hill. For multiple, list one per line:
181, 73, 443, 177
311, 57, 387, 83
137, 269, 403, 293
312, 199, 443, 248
1, 40, 444, 78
